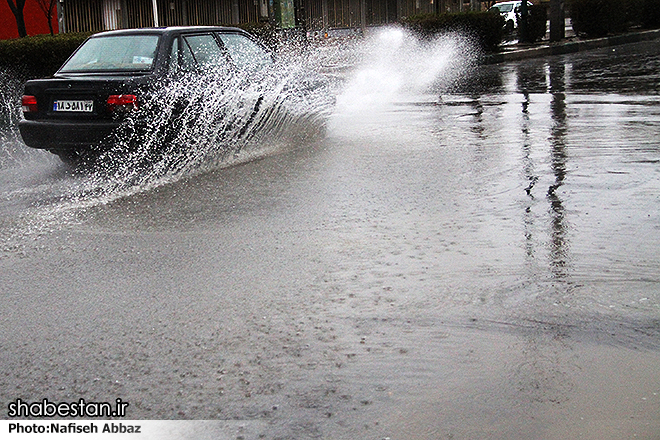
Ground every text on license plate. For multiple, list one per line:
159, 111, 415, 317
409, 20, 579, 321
53, 100, 94, 112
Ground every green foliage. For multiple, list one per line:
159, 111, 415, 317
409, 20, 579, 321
0, 33, 92, 78
403, 11, 506, 52
237, 22, 311, 53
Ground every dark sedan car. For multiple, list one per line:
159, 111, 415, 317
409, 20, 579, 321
19, 26, 275, 163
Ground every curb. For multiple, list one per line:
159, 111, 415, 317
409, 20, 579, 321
482, 28, 660, 64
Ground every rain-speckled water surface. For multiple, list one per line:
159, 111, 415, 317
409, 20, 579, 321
1, 30, 659, 439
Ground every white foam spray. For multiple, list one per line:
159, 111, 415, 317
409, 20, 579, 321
335, 27, 478, 115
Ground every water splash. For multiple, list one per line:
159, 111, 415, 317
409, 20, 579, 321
67, 61, 333, 202
0, 27, 475, 254
0, 67, 41, 168
335, 27, 478, 114
0, 56, 333, 254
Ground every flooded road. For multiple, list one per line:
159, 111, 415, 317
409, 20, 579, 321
1, 33, 659, 439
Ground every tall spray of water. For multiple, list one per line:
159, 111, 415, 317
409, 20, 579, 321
0, 27, 476, 248
0, 67, 41, 167
57, 60, 334, 206
336, 27, 478, 114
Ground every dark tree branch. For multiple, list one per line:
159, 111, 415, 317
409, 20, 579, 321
6, 0, 28, 37
35, 0, 57, 35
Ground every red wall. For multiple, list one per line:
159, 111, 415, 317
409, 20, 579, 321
1, 1, 59, 39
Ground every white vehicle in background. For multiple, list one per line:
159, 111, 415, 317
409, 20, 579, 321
489, 1, 533, 32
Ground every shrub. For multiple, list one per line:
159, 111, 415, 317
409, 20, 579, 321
568, 0, 630, 37
640, 0, 660, 28
403, 11, 506, 52
616, 0, 660, 29
518, 4, 548, 43
0, 32, 91, 78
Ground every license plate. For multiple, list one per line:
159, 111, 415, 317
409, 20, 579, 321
53, 100, 94, 112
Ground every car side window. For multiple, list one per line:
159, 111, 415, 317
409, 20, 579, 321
185, 34, 229, 70
168, 36, 198, 73
216, 33, 272, 70
170, 34, 229, 73
180, 37, 198, 71
168, 37, 179, 74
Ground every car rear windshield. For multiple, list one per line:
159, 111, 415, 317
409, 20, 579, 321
59, 35, 160, 73
493, 3, 514, 11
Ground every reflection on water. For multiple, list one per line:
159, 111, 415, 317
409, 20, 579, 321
547, 62, 569, 280
430, 40, 660, 334
321, 39, 660, 437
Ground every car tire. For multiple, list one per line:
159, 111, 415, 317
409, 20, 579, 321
51, 149, 81, 165
52, 149, 100, 166
506, 20, 515, 33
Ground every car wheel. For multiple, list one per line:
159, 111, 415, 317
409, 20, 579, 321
52, 149, 81, 165
506, 20, 515, 33
52, 149, 99, 166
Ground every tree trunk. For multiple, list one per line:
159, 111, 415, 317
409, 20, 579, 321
47, 14, 54, 36
46, 0, 55, 37
6, 0, 28, 37
47, 0, 55, 35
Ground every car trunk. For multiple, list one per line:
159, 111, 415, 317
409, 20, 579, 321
22, 75, 152, 122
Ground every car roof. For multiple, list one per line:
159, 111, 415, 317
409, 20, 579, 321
89, 26, 246, 38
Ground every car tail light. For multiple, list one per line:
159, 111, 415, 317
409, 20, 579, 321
107, 94, 138, 114
22, 95, 38, 113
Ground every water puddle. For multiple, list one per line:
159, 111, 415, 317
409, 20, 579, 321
0, 28, 477, 254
